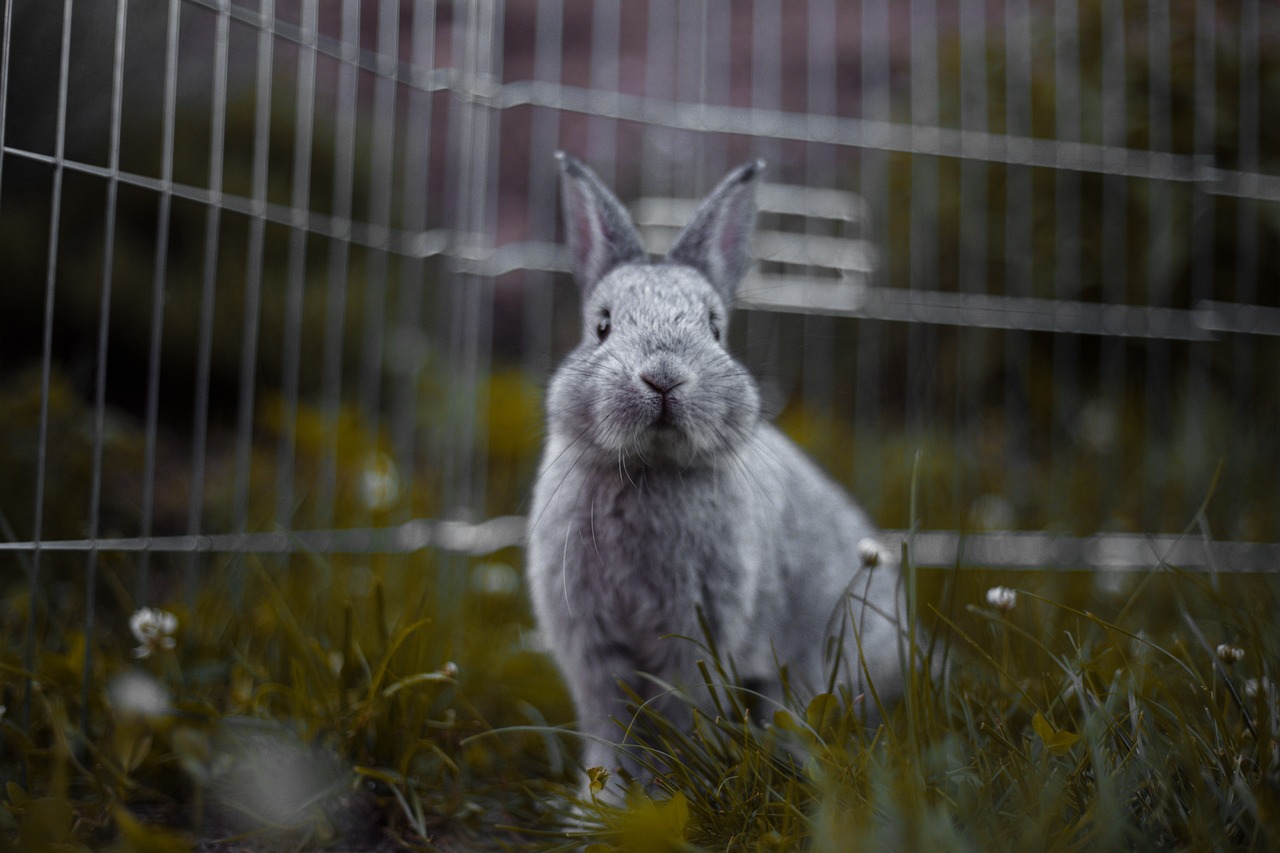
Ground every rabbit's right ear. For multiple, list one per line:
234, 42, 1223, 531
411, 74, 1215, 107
666, 160, 764, 307
557, 152, 647, 297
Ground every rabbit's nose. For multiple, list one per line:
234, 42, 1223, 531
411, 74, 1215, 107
640, 371, 685, 396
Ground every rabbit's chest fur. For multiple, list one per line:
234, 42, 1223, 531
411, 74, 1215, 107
527, 440, 768, 674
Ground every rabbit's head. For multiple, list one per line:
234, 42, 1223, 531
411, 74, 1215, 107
547, 154, 765, 467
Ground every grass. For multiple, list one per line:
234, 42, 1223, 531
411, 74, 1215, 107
0, 366, 1274, 850
2, 519, 1277, 851
1, 366, 1276, 850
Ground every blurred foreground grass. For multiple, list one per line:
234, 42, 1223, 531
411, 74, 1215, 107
3, 518, 1278, 850
2, 546, 572, 851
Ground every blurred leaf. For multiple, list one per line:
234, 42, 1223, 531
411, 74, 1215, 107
805, 693, 840, 738
772, 709, 800, 734
1031, 711, 1080, 756
611, 791, 690, 852
112, 723, 153, 773
14, 795, 81, 852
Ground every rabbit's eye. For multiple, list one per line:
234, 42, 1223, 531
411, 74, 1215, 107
596, 311, 611, 342
709, 314, 722, 342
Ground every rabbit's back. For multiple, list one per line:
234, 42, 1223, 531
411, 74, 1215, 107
739, 424, 906, 702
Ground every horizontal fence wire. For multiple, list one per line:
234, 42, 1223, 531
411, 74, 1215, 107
3, 523, 1276, 574
6, 70, 1280, 221
154, 2, 1279, 199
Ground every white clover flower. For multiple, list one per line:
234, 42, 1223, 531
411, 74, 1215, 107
985, 586, 1018, 612
1216, 643, 1245, 665
130, 607, 178, 659
857, 538, 890, 569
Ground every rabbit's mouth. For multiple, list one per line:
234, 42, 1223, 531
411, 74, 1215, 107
651, 402, 680, 430
635, 409, 693, 457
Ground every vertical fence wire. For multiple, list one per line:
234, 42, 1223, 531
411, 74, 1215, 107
231, 0, 278, 554
1099, 0, 1128, 519
1052, 0, 1081, 520
358, 0, 402, 465
958, 0, 989, 513
692, 0, 712, 182
0, 0, 12, 202
474, 0, 505, 522
856, 0, 889, 503
522, 0, 564, 379
275, 0, 319, 529
81, 0, 132, 735
699, 0, 725, 183
318, 0, 361, 530
801, 0, 837, 430
1003, 0, 1034, 521
27, 0, 76, 741
138, 0, 184, 603
187, 0, 232, 595
1233, 0, 1259, 532
437, 0, 503, 631
908, 0, 940, 439
585, 0, 620, 180
747, 0, 782, 402
448, 0, 497, 521
390, 0, 438, 513
437, 8, 464, 526
1144, 0, 1172, 531
639, 0, 674, 199
1187, 0, 1215, 518
678, 0, 709, 188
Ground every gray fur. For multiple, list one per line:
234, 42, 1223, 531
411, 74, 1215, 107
527, 154, 914, 792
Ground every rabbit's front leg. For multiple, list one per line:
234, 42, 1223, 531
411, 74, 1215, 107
561, 646, 658, 803
566, 633, 702, 796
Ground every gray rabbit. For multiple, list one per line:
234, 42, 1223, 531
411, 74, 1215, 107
527, 153, 916, 794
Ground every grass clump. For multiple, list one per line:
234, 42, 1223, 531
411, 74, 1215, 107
1, 551, 572, 850
545, 551, 1278, 852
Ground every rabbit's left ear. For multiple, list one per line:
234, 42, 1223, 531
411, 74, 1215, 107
557, 152, 647, 298
666, 160, 764, 306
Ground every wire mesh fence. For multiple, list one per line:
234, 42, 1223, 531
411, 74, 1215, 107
3, 0, 1279, 730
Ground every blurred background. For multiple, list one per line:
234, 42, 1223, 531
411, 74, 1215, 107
2, 0, 1278, 614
